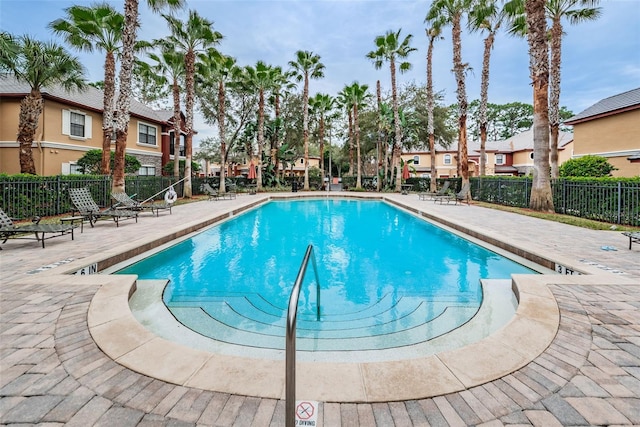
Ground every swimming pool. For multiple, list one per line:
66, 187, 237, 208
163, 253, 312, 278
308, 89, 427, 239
118, 199, 535, 352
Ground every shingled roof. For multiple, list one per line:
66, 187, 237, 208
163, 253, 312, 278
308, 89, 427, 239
0, 74, 168, 124
565, 87, 640, 124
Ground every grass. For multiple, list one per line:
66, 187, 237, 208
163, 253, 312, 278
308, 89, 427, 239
474, 201, 640, 232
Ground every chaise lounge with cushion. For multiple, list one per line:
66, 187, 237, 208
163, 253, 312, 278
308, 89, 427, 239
69, 187, 138, 227
622, 231, 640, 250
0, 208, 75, 249
434, 182, 471, 205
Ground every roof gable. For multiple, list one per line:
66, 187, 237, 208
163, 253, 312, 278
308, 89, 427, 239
566, 87, 640, 124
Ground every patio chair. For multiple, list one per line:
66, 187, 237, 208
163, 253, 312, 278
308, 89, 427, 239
111, 192, 172, 216
418, 180, 451, 200
0, 208, 75, 249
201, 183, 219, 201
622, 231, 640, 250
68, 187, 138, 227
434, 182, 471, 205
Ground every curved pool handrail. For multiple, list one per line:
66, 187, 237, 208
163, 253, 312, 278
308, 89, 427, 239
286, 244, 321, 427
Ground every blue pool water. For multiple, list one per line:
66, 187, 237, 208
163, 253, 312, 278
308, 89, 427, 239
119, 199, 535, 351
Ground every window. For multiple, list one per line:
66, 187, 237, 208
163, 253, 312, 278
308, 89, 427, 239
138, 165, 156, 176
444, 154, 452, 165
61, 162, 83, 175
413, 155, 419, 165
138, 123, 157, 145
62, 110, 92, 139
169, 132, 185, 156
529, 152, 534, 160
300, 158, 304, 164
495, 153, 505, 165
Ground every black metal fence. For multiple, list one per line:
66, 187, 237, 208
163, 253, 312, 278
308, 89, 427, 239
1, 174, 639, 226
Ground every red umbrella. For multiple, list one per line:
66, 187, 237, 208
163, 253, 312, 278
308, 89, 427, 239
402, 163, 410, 180
248, 161, 256, 180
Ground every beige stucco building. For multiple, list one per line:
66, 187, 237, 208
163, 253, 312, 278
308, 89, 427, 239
565, 87, 640, 177
0, 75, 186, 176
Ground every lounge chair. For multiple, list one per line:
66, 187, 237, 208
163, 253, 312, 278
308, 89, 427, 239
201, 183, 219, 200
0, 208, 75, 249
418, 180, 451, 200
434, 182, 471, 205
622, 231, 640, 250
68, 187, 138, 227
111, 192, 172, 216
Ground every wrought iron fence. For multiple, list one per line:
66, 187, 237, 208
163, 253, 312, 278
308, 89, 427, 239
1, 175, 639, 226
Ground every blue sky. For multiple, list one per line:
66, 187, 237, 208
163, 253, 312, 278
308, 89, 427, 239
2, 0, 639, 145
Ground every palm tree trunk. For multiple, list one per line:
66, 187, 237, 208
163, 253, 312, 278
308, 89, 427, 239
319, 115, 325, 188
549, 18, 562, 179
113, 0, 138, 194
17, 90, 42, 174
452, 12, 469, 193
527, 0, 554, 212
348, 110, 354, 175
303, 73, 310, 190
101, 51, 116, 175
479, 32, 495, 177
172, 80, 181, 178
390, 57, 402, 192
218, 80, 227, 193
376, 80, 382, 192
426, 32, 437, 193
257, 89, 265, 191
183, 49, 196, 198
355, 103, 362, 189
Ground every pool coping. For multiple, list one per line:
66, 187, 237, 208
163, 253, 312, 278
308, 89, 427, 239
57, 193, 633, 402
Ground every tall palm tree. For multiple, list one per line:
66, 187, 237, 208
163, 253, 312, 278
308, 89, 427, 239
425, 24, 443, 192
366, 29, 416, 192
49, 3, 124, 175
164, 10, 223, 197
244, 61, 280, 191
1, 36, 86, 174
336, 90, 355, 175
288, 50, 325, 190
547, 0, 601, 178
338, 83, 370, 189
308, 93, 335, 182
197, 50, 239, 193
468, 0, 506, 177
526, 0, 554, 212
427, 0, 473, 197
145, 40, 185, 178
269, 68, 295, 180
113, 0, 183, 193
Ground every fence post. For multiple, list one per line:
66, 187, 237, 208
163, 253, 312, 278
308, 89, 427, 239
617, 181, 622, 224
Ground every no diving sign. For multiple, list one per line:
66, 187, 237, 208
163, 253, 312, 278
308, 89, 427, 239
295, 400, 318, 426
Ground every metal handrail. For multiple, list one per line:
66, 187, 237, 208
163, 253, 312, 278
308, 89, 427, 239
285, 244, 321, 427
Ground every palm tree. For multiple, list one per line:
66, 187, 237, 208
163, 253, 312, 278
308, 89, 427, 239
425, 24, 443, 192
113, 0, 183, 193
526, 0, 554, 212
145, 40, 185, 178
1, 36, 86, 174
269, 68, 295, 180
49, 3, 124, 175
308, 93, 336, 183
547, 0, 601, 178
338, 83, 370, 189
366, 29, 416, 192
288, 50, 325, 190
244, 61, 280, 191
468, 0, 506, 177
197, 50, 239, 193
427, 0, 473, 197
163, 10, 223, 197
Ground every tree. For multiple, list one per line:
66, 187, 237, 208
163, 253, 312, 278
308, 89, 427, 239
76, 149, 141, 174
547, 0, 601, 178
0, 35, 86, 174
163, 10, 223, 197
244, 61, 280, 190
559, 155, 616, 177
289, 50, 325, 190
197, 50, 239, 193
337, 83, 370, 189
144, 41, 185, 178
366, 29, 416, 192
308, 93, 336, 186
427, 0, 473, 198
425, 24, 443, 192
526, 0, 554, 212
50, 3, 124, 175
112, 0, 183, 194
468, 0, 506, 176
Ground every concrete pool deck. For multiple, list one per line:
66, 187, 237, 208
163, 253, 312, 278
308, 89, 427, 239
1, 191, 639, 425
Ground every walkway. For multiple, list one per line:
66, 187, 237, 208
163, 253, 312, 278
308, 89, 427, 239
1, 192, 639, 426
